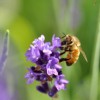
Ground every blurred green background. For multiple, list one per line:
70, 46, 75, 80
0, 0, 100, 100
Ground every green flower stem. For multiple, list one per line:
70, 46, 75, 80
89, 10, 100, 100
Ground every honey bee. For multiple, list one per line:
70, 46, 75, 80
60, 34, 88, 66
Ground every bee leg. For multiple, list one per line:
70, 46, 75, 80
60, 51, 66, 55
59, 58, 71, 62
60, 46, 69, 50
60, 47, 70, 55
59, 46, 65, 50
59, 58, 67, 62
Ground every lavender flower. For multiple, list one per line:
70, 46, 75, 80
48, 74, 69, 97
25, 67, 36, 84
25, 34, 69, 97
55, 75, 69, 91
37, 82, 49, 94
52, 34, 61, 49
25, 46, 40, 63
33, 35, 45, 49
46, 57, 61, 76
48, 86, 58, 97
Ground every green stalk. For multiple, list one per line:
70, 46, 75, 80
89, 10, 100, 100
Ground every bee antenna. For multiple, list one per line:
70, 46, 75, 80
62, 32, 66, 36
61, 33, 66, 38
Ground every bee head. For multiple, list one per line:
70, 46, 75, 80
66, 35, 74, 45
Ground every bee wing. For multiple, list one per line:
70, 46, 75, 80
79, 47, 88, 62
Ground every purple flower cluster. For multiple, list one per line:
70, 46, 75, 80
25, 35, 69, 97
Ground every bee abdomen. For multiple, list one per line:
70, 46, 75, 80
66, 49, 80, 66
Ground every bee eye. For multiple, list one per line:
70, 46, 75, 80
66, 37, 72, 44
61, 40, 67, 45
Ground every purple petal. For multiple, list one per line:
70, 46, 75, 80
55, 64, 62, 69
25, 45, 40, 62
42, 43, 52, 55
54, 75, 69, 91
33, 35, 45, 49
52, 69, 58, 76
61, 79, 69, 84
52, 34, 61, 48
27, 78, 35, 84
47, 68, 53, 75
49, 57, 59, 65
25, 68, 36, 84
36, 86, 47, 94
56, 84, 65, 91
48, 86, 58, 97
47, 68, 58, 76
33, 35, 45, 44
